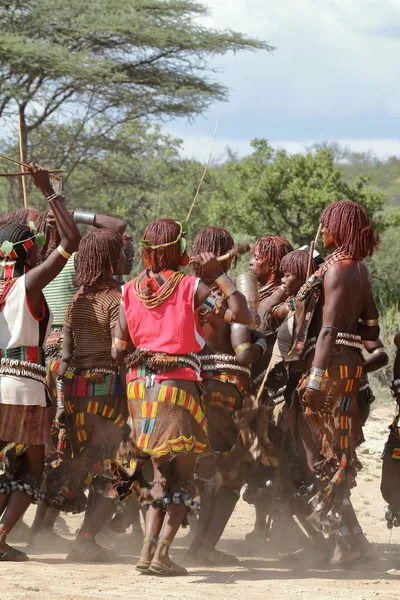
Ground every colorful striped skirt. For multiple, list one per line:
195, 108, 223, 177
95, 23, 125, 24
127, 378, 211, 461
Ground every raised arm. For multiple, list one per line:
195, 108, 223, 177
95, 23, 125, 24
193, 253, 252, 325
25, 165, 81, 312
74, 210, 127, 234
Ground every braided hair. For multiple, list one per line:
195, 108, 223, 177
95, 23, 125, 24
76, 229, 122, 287
0, 207, 40, 228
280, 250, 317, 283
0, 224, 36, 276
35, 210, 60, 263
253, 236, 293, 276
141, 219, 182, 273
321, 200, 379, 259
191, 226, 234, 284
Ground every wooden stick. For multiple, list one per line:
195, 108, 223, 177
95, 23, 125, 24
186, 109, 219, 222
0, 170, 64, 177
314, 222, 323, 247
0, 152, 64, 181
0, 151, 30, 170
18, 113, 28, 208
306, 240, 316, 280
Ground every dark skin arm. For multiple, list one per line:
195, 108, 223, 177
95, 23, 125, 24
304, 262, 356, 410
262, 286, 289, 314
230, 324, 267, 366
356, 292, 380, 341
25, 165, 81, 316
93, 214, 127, 234
362, 338, 389, 374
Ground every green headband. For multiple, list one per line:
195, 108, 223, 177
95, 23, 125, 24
0, 221, 46, 259
140, 221, 188, 256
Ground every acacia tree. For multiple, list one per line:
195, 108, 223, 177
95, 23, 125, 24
0, 0, 271, 163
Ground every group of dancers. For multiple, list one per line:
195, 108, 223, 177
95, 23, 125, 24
0, 163, 399, 575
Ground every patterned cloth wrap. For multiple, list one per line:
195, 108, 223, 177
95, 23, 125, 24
44, 368, 127, 513
127, 354, 211, 514
296, 360, 363, 535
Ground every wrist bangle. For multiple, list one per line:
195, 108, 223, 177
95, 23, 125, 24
56, 245, 72, 260
254, 338, 268, 356
74, 211, 96, 226
310, 366, 325, 378
215, 273, 236, 298
307, 377, 322, 391
45, 192, 59, 203
56, 378, 64, 408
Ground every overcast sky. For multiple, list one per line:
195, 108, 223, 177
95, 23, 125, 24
165, 0, 400, 161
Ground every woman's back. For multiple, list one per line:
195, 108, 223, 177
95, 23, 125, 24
66, 286, 121, 370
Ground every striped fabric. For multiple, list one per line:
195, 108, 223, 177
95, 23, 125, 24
43, 254, 77, 327
0, 404, 49, 445
65, 286, 121, 370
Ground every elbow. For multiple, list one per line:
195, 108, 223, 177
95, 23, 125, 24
236, 308, 253, 326
112, 347, 125, 365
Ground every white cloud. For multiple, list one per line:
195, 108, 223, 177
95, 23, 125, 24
170, 131, 400, 162
170, 0, 400, 141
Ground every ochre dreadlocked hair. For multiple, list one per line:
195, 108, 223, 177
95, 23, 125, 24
76, 229, 122, 287
0, 207, 40, 228
321, 200, 379, 259
253, 236, 293, 275
191, 226, 234, 284
280, 250, 317, 283
35, 210, 60, 263
141, 219, 181, 273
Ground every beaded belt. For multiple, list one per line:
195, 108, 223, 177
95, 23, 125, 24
304, 332, 363, 360
0, 346, 46, 385
200, 354, 251, 378
127, 349, 201, 378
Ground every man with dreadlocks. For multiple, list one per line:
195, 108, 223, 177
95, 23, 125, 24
187, 226, 266, 566
45, 229, 127, 562
112, 218, 251, 576
288, 200, 380, 565
0, 164, 80, 561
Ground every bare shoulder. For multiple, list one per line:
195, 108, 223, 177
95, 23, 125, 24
325, 260, 368, 283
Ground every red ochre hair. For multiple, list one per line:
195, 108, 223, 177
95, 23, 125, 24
321, 200, 379, 259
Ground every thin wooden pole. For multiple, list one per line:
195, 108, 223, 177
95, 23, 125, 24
18, 112, 28, 208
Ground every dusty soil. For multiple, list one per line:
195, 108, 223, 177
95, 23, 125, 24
3, 400, 400, 600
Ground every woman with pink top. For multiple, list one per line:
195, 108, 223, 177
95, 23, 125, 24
112, 218, 251, 576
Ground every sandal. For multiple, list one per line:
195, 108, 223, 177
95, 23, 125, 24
149, 560, 188, 576
148, 537, 188, 576
136, 536, 157, 573
67, 537, 112, 563
0, 545, 28, 562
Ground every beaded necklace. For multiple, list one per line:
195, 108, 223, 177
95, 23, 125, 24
133, 269, 185, 309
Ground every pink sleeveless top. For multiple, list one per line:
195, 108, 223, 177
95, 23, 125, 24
122, 273, 204, 382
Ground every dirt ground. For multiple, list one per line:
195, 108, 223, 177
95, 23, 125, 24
2, 399, 400, 600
